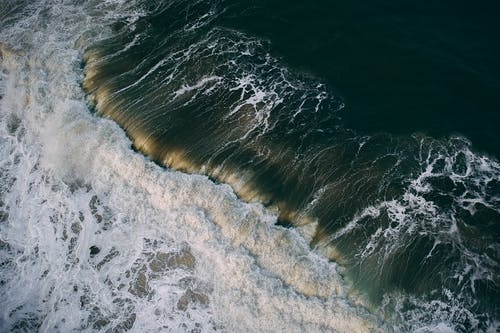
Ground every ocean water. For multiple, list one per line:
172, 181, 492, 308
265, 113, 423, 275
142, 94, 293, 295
0, 1, 498, 332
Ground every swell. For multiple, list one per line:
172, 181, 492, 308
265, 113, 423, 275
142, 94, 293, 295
80, 0, 500, 330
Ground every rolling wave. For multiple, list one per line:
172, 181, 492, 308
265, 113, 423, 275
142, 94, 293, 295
0, 0, 498, 331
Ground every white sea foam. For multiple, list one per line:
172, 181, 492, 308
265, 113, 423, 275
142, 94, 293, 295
0, 1, 386, 332
322, 134, 500, 332
173, 76, 222, 99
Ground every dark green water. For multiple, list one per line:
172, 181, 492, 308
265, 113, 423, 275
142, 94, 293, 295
218, 0, 500, 156
81, 0, 500, 331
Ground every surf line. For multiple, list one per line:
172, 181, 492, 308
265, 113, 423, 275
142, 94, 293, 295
81, 49, 343, 264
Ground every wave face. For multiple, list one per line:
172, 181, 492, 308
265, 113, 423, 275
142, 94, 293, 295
1, 0, 499, 332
